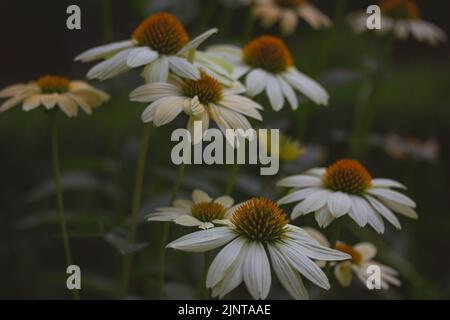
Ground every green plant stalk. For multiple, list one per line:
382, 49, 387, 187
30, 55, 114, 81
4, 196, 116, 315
50, 113, 80, 300
197, 251, 213, 299
224, 162, 239, 195
119, 123, 152, 298
156, 162, 186, 299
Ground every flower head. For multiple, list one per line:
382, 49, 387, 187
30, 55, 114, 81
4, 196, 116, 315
277, 158, 418, 233
252, 0, 332, 35
148, 189, 235, 229
0, 76, 109, 117
348, 0, 447, 45
75, 12, 218, 82
129, 71, 262, 139
208, 35, 329, 111
167, 197, 350, 299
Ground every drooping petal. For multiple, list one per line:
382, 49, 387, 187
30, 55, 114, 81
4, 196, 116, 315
166, 227, 237, 253
126, 47, 158, 68
245, 69, 268, 96
192, 189, 212, 203
75, 40, 135, 62
243, 241, 271, 300
276, 175, 322, 188
327, 192, 351, 217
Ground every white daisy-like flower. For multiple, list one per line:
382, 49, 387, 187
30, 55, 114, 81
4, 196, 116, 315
167, 197, 350, 300
252, 0, 332, 35
147, 189, 236, 229
0, 75, 109, 117
348, 0, 447, 46
208, 35, 329, 112
277, 158, 418, 234
75, 12, 218, 82
129, 71, 263, 139
334, 241, 401, 289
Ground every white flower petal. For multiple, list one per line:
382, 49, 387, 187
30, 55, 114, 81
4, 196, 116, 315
243, 241, 271, 300
276, 175, 322, 188
367, 187, 416, 208
283, 68, 328, 105
245, 69, 268, 96
177, 28, 218, 56
207, 237, 246, 288
327, 192, 351, 217
371, 178, 406, 189
365, 195, 401, 229
142, 56, 169, 83
278, 242, 330, 290
126, 47, 158, 68
348, 196, 369, 227
266, 75, 284, 111
173, 215, 203, 227
334, 261, 353, 287
267, 244, 309, 300
86, 48, 132, 80
192, 189, 212, 203
277, 75, 298, 110
168, 56, 200, 80
354, 242, 377, 261
152, 97, 185, 126
130, 82, 181, 103
214, 196, 234, 208
314, 206, 335, 228
75, 40, 135, 62
381, 199, 418, 219
291, 190, 330, 219
166, 227, 237, 253
277, 187, 321, 205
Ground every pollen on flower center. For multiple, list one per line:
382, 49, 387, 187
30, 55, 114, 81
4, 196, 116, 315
36, 75, 70, 94
274, 0, 306, 8
132, 12, 189, 54
183, 71, 223, 104
335, 242, 363, 265
243, 36, 293, 73
323, 159, 372, 194
379, 0, 420, 19
231, 197, 289, 243
191, 202, 227, 222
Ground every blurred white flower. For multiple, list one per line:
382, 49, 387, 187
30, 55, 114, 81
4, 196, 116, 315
348, 0, 447, 45
75, 12, 217, 82
208, 35, 328, 111
147, 189, 235, 229
252, 0, 332, 35
129, 71, 262, 137
381, 133, 439, 163
167, 197, 350, 300
277, 159, 417, 233
0, 75, 109, 117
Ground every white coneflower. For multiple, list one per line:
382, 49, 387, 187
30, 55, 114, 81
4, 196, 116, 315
129, 71, 262, 138
167, 197, 350, 300
208, 35, 328, 111
75, 12, 217, 82
348, 0, 447, 45
334, 242, 401, 289
148, 189, 235, 229
0, 75, 109, 117
252, 0, 332, 35
277, 159, 418, 233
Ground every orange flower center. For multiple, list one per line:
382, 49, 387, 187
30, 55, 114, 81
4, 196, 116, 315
36, 75, 70, 94
183, 71, 223, 104
191, 202, 227, 222
335, 242, 363, 265
231, 197, 289, 243
274, 0, 306, 8
323, 159, 372, 194
243, 35, 293, 73
378, 0, 420, 19
132, 12, 189, 54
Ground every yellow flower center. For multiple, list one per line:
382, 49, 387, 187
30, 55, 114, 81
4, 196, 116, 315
36, 75, 70, 94
323, 159, 372, 194
191, 202, 227, 222
183, 71, 223, 104
379, 0, 420, 19
231, 197, 289, 243
243, 36, 293, 73
132, 12, 189, 54
335, 242, 363, 265
274, 0, 306, 8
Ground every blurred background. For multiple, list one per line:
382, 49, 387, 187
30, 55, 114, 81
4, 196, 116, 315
0, 0, 449, 299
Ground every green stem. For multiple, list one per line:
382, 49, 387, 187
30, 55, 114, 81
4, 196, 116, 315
197, 251, 212, 299
101, 0, 114, 43
119, 123, 152, 298
50, 113, 80, 300
156, 162, 186, 299
223, 163, 239, 196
